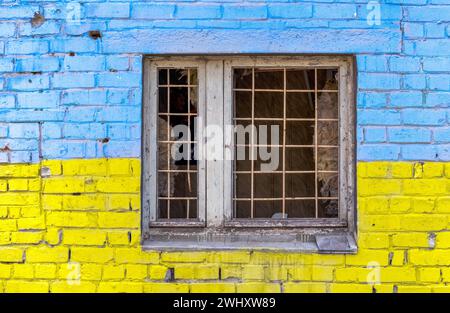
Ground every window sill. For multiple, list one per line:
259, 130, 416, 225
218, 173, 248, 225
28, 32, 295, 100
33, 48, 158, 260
142, 229, 357, 254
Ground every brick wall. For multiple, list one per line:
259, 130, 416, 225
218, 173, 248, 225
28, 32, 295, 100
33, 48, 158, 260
0, 0, 449, 292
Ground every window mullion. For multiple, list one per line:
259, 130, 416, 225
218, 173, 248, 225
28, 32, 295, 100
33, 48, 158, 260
197, 62, 207, 223
223, 60, 234, 223
205, 60, 225, 227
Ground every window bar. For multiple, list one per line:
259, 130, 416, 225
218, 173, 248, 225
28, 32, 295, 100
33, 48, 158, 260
159, 169, 198, 173
236, 171, 324, 174
159, 84, 197, 88
186, 68, 191, 219
314, 68, 318, 219
160, 140, 199, 144
159, 112, 198, 116
235, 144, 338, 148
282, 68, 287, 218
232, 88, 338, 93
234, 197, 338, 201
159, 197, 197, 200
337, 69, 341, 218
166, 69, 171, 219
304, 71, 314, 112
250, 68, 255, 219
233, 117, 338, 122
233, 81, 237, 219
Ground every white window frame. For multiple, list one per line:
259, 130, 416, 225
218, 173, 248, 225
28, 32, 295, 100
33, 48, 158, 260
142, 56, 356, 253
142, 59, 207, 228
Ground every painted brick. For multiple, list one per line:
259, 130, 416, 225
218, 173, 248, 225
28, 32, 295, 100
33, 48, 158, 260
403, 22, 424, 38
389, 56, 421, 72
51, 38, 97, 53
96, 107, 141, 122
6, 281, 48, 293
175, 265, 220, 280
176, 4, 221, 19
403, 74, 427, 89
8, 75, 49, 91
415, 39, 450, 56
358, 73, 401, 90
64, 124, 105, 140
103, 141, 141, 158
358, 110, 401, 126
402, 109, 446, 126
41, 122, 62, 140
35, 263, 59, 279
389, 91, 423, 107
17, 91, 59, 109
423, 57, 450, 72
131, 4, 175, 19
223, 5, 268, 19
0, 58, 14, 72
106, 56, 129, 72
9, 123, 39, 139
429, 75, 450, 91
358, 92, 388, 108
388, 127, 431, 143
15, 57, 60, 73
364, 55, 388, 72
0, 95, 15, 108
26, 247, 69, 263
19, 21, 60, 36
85, 3, 130, 18
41, 140, 87, 159
268, 4, 312, 19
425, 23, 446, 38
106, 89, 133, 106
0, 125, 8, 138
62, 90, 106, 106
0, 6, 39, 19
358, 145, 400, 161
0, 22, 16, 38
71, 247, 114, 263
357, 3, 402, 21
42, 3, 83, 20
64, 22, 107, 36
6, 40, 48, 54
434, 128, 450, 143
386, 0, 427, 4
402, 145, 439, 160
96, 72, 141, 88
426, 92, 450, 106
405, 6, 450, 22
152, 20, 197, 29
64, 107, 97, 122
63, 56, 105, 72
364, 127, 386, 143
52, 73, 95, 89
50, 281, 96, 293
313, 4, 356, 19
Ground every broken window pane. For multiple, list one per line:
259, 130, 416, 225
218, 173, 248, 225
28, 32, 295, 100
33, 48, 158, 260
233, 67, 339, 220
157, 68, 198, 220
255, 68, 283, 90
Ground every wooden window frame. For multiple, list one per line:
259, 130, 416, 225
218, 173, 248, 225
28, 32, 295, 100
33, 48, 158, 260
142, 59, 207, 228
142, 56, 357, 253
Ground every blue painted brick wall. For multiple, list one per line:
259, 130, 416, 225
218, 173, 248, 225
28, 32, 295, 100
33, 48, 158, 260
0, 0, 449, 162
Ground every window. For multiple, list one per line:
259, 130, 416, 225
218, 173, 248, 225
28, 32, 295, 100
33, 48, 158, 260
142, 56, 356, 252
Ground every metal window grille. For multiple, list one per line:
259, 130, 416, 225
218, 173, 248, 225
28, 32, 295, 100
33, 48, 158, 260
232, 67, 340, 220
157, 68, 199, 220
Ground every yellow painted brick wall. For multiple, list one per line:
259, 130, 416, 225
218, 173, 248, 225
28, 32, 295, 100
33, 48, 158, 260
0, 158, 449, 293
